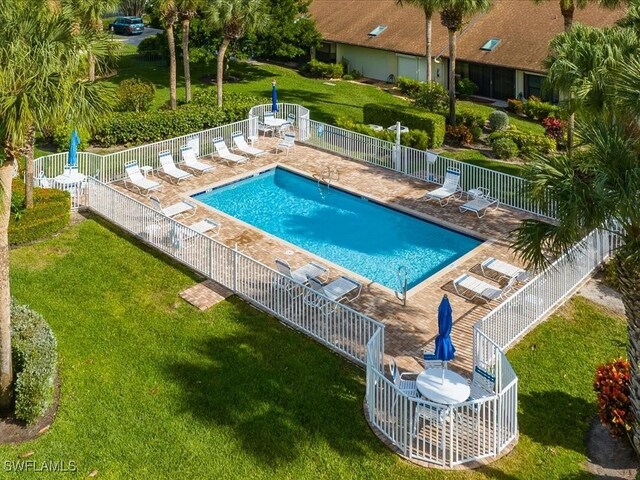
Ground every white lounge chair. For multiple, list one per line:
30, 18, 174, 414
423, 167, 462, 206
232, 131, 266, 157
459, 196, 499, 218
124, 161, 161, 195
169, 219, 221, 248
275, 133, 296, 155
275, 258, 328, 285
305, 275, 361, 312
453, 273, 515, 303
212, 137, 248, 166
180, 146, 215, 175
481, 257, 529, 282
149, 195, 196, 219
158, 151, 192, 184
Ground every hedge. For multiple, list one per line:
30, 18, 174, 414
9, 180, 70, 246
362, 104, 445, 148
488, 129, 556, 155
11, 300, 58, 424
93, 93, 265, 147
335, 117, 429, 150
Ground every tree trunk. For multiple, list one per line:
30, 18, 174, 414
447, 28, 457, 125
182, 18, 191, 103
217, 37, 231, 108
424, 8, 433, 82
24, 126, 35, 210
619, 257, 640, 454
166, 23, 177, 110
88, 52, 96, 82
0, 158, 14, 412
560, 0, 575, 32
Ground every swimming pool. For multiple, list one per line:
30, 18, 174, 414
192, 168, 482, 291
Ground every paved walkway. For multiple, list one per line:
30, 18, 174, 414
113, 136, 535, 375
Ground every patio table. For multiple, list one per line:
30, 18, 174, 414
53, 169, 87, 192
416, 368, 470, 405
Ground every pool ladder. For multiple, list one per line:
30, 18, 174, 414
395, 266, 408, 307
318, 165, 339, 187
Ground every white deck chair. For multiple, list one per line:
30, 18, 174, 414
169, 219, 221, 248
232, 131, 266, 157
158, 151, 192, 184
149, 195, 196, 219
275, 258, 328, 285
180, 146, 215, 175
423, 167, 462, 206
453, 273, 515, 303
304, 275, 361, 313
459, 196, 499, 218
124, 161, 161, 195
212, 137, 248, 165
481, 257, 529, 282
35, 171, 52, 188
275, 133, 296, 155
389, 358, 419, 398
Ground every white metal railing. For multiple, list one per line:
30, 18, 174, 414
85, 178, 384, 366
248, 103, 311, 142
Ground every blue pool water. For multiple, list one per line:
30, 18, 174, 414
193, 168, 482, 290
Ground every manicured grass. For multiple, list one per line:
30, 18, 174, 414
457, 100, 545, 136
442, 149, 526, 177
3, 217, 626, 478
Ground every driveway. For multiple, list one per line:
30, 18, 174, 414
111, 27, 163, 47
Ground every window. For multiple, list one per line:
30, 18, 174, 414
524, 73, 559, 103
368, 25, 387, 37
480, 38, 501, 51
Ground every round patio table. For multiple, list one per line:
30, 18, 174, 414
416, 368, 470, 405
53, 169, 86, 191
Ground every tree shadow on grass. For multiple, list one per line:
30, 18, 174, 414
163, 297, 376, 469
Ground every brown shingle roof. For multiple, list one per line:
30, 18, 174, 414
309, 0, 626, 73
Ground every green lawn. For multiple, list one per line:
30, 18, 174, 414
457, 101, 545, 136
3, 218, 626, 478
442, 149, 526, 177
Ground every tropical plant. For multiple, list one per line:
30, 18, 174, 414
204, 0, 269, 107
488, 110, 509, 131
178, 0, 200, 103
594, 358, 633, 437
120, 0, 146, 16
535, 0, 626, 32
157, 0, 179, 110
439, 0, 493, 124
413, 81, 449, 115
396, 0, 444, 81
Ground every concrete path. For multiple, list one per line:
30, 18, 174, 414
110, 27, 162, 47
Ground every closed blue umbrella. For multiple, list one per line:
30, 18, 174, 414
271, 80, 279, 113
434, 294, 455, 376
67, 129, 80, 168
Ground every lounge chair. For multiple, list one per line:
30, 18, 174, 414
481, 257, 529, 282
459, 195, 499, 218
275, 258, 328, 285
232, 131, 266, 157
275, 133, 296, 155
149, 195, 196, 219
124, 161, 161, 195
180, 146, 215, 175
453, 273, 516, 303
212, 137, 248, 166
169, 219, 221, 248
422, 167, 462, 206
158, 151, 192, 184
305, 275, 362, 312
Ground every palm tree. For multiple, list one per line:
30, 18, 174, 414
158, 0, 179, 110
396, 0, 445, 82
535, 0, 626, 32
205, 0, 268, 107
178, 0, 200, 103
439, 0, 493, 124
512, 56, 640, 452
0, 1, 113, 412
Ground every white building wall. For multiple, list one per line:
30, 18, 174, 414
515, 70, 525, 99
338, 44, 397, 82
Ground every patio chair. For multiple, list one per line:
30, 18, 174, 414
258, 122, 274, 137
422, 167, 462, 206
180, 146, 216, 175
452, 273, 516, 304
389, 358, 419, 398
480, 257, 529, 283
278, 122, 293, 138
232, 131, 266, 157
275, 258, 328, 285
459, 195, 499, 218
158, 151, 192, 184
275, 133, 296, 155
303, 275, 361, 313
35, 171, 51, 188
169, 218, 221, 249
468, 365, 496, 401
149, 195, 196, 219
124, 161, 161, 195
212, 137, 248, 166
287, 113, 296, 127
423, 352, 443, 370
413, 403, 446, 434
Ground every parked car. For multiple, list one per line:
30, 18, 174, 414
109, 17, 144, 36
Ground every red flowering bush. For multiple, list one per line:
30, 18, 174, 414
593, 358, 633, 437
542, 117, 566, 141
445, 124, 473, 146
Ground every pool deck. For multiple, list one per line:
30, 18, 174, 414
112, 136, 535, 376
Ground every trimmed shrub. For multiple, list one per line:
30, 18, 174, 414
116, 77, 156, 113
413, 81, 449, 116
488, 129, 556, 155
401, 129, 429, 150
507, 98, 524, 114
542, 116, 566, 148
523, 96, 560, 121
457, 78, 478, 98
362, 103, 445, 148
594, 358, 633, 437
306, 59, 343, 79
488, 110, 509, 131
445, 124, 473, 146
341, 74, 354, 81
11, 301, 58, 424
397, 76, 422, 97
334, 117, 430, 150
93, 94, 263, 147
9, 180, 70, 245
51, 125, 91, 152
492, 137, 519, 159
469, 125, 483, 142
456, 110, 486, 129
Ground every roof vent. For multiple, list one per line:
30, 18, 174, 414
481, 38, 501, 51
368, 25, 387, 37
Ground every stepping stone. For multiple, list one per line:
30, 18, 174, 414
180, 280, 232, 311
